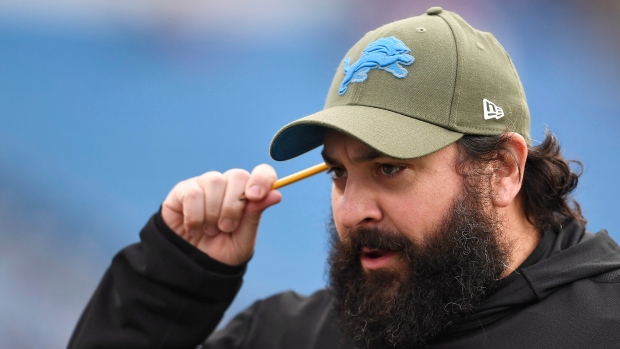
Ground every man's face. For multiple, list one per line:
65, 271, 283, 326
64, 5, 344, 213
323, 131, 467, 260
323, 131, 508, 348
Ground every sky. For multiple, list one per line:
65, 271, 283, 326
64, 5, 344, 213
0, 1, 619, 347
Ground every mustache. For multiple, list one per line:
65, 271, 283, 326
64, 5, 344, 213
339, 227, 414, 254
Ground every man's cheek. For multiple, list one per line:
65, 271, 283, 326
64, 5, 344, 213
332, 216, 348, 241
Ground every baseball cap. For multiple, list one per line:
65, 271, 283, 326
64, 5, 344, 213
270, 7, 530, 161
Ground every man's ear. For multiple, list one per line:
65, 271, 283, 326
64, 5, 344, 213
492, 132, 528, 208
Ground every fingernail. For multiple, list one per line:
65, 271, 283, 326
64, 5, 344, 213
204, 226, 218, 237
246, 185, 263, 199
219, 219, 236, 232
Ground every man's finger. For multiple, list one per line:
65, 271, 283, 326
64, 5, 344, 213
244, 164, 278, 201
218, 169, 250, 233
197, 171, 227, 236
180, 179, 206, 240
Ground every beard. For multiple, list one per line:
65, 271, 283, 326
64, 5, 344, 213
328, 183, 509, 348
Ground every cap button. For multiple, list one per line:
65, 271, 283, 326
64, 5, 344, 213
426, 7, 443, 15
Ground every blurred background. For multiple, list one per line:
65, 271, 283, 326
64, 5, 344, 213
0, 0, 619, 347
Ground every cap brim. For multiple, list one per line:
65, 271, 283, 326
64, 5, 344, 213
270, 105, 464, 161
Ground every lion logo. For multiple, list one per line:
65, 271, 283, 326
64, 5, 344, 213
339, 36, 415, 96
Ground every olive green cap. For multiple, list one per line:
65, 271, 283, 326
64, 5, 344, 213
270, 7, 530, 161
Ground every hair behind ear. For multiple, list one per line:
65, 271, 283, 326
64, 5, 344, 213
521, 131, 585, 230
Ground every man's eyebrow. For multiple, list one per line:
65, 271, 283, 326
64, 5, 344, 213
321, 148, 386, 165
321, 151, 337, 165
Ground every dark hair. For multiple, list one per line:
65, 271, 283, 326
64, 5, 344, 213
455, 131, 586, 232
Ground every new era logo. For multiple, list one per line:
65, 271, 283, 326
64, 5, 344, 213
483, 98, 504, 120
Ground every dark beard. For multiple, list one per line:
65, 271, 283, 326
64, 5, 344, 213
328, 188, 509, 348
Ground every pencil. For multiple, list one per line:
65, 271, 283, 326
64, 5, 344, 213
272, 162, 329, 189
239, 162, 329, 201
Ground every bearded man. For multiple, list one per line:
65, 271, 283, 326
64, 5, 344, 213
69, 7, 620, 349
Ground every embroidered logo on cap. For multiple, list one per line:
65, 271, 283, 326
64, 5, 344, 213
339, 36, 414, 96
483, 98, 504, 120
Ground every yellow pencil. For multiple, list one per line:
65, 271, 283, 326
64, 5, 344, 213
272, 162, 329, 189
240, 163, 329, 201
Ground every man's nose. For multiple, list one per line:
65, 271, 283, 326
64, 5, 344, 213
334, 181, 383, 230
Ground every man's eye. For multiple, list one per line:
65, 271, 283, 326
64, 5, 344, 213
379, 164, 402, 175
328, 167, 347, 179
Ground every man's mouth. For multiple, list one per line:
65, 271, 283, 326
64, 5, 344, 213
360, 248, 398, 270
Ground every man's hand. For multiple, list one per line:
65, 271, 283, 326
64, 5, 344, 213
161, 164, 282, 266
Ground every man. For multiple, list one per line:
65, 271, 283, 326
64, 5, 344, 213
69, 7, 620, 349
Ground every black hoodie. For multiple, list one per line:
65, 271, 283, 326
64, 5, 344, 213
68, 214, 620, 349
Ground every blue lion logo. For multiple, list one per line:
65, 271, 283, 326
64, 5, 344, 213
339, 36, 415, 95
